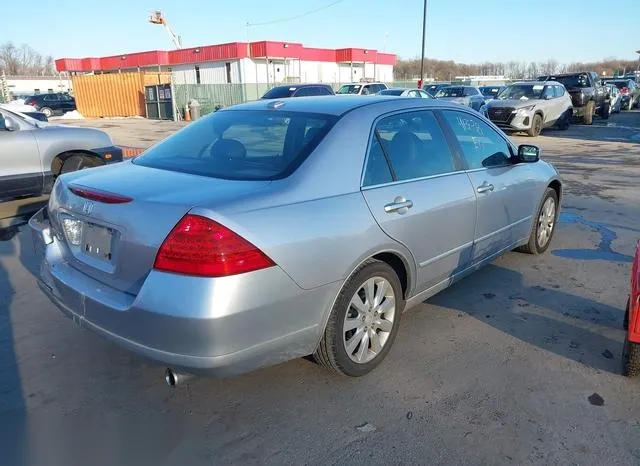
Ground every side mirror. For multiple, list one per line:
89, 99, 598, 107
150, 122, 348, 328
3, 117, 18, 132
545, 94, 553, 100
517, 144, 540, 163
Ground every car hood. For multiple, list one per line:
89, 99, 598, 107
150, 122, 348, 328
37, 124, 113, 143
488, 99, 544, 109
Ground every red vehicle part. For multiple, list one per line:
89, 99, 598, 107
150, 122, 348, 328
629, 241, 640, 344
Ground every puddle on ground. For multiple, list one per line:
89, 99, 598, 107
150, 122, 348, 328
552, 212, 635, 262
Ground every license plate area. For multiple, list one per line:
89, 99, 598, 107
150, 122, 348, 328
82, 222, 114, 263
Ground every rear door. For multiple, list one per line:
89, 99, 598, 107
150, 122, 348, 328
440, 109, 538, 263
0, 110, 42, 198
361, 110, 477, 292
42, 94, 60, 113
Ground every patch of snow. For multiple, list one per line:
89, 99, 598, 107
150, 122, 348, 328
56, 110, 85, 120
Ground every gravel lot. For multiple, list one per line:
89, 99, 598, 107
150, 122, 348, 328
2, 112, 640, 465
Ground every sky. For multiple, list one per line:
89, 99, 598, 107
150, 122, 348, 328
4, 0, 640, 64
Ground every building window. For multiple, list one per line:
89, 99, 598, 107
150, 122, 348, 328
47, 88, 54, 93
225, 62, 232, 84
195, 65, 201, 85
34, 89, 40, 95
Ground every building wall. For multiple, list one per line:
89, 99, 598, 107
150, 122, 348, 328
172, 58, 393, 85
7, 77, 72, 98
172, 61, 242, 85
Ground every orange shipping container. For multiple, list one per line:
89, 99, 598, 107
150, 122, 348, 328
71, 72, 171, 118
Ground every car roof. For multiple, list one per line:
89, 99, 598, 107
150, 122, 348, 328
339, 82, 386, 85
269, 84, 331, 90
224, 95, 455, 116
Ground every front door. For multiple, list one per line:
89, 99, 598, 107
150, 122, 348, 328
440, 109, 538, 263
361, 110, 477, 293
0, 110, 42, 199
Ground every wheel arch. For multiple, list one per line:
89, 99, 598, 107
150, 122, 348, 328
51, 150, 104, 176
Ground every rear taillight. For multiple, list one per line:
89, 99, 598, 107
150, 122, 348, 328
154, 214, 274, 277
24, 99, 35, 106
69, 185, 133, 204
621, 87, 629, 95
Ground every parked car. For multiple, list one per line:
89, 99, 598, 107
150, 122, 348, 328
479, 85, 506, 102
23, 93, 76, 118
605, 84, 622, 114
30, 96, 562, 382
377, 88, 432, 98
604, 79, 640, 110
261, 84, 335, 99
537, 72, 609, 124
0, 106, 122, 200
336, 82, 388, 95
434, 86, 485, 111
424, 83, 451, 97
623, 240, 640, 377
481, 81, 573, 137
0, 103, 48, 122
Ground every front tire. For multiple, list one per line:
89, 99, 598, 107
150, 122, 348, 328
60, 154, 102, 175
527, 114, 543, 137
517, 188, 558, 255
623, 298, 640, 377
314, 260, 404, 376
583, 101, 595, 125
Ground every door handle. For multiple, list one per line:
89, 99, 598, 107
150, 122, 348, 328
476, 182, 494, 193
384, 199, 413, 213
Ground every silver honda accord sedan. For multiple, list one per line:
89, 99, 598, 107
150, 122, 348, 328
30, 96, 562, 380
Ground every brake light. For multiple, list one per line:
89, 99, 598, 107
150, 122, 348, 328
154, 214, 274, 277
24, 99, 35, 106
621, 87, 629, 95
69, 185, 133, 204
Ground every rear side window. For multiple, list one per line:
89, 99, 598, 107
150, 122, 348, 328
464, 87, 478, 96
442, 110, 511, 169
134, 110, 337, 180
363, 110, 456, 185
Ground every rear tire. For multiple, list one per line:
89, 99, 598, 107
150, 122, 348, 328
40, 107, 53, 118
527, 114, 543, 137
583, 101, 594, 125
313, 260, 404, 377
623, 337, 640, 377
60, 154, 102, 175
626, 99, 633, 111
517, 188, 558, 255
600, 102, 610, 119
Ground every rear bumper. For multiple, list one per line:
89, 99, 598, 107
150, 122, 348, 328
30, 207, 341, 377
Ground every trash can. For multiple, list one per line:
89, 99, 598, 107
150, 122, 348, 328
189, 100, 201, 121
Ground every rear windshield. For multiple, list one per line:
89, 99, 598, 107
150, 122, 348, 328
608, 80, 631, 90
133, 110, 337, 180
479, 86, 502, 97
541, 74, 589, 88
261, 87, 295, 99
336, 84, 362, 94
379, 89, 404, 96
435, 87, 464, 97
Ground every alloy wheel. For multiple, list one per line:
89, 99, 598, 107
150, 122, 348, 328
343, 276, 396, 364
537, 197, 556, 248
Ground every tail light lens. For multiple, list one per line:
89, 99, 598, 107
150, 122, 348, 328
621, 87, 629, 95
69, 185, 133, 204
154, 214, 274, 277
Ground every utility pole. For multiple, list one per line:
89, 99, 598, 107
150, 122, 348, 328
419, 0, 428, 88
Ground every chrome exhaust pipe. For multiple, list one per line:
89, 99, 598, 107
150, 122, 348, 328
164, 368, 194, 387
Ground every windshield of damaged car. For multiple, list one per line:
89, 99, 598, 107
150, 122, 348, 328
435, 87, 464, 97
496, 84, 545, 100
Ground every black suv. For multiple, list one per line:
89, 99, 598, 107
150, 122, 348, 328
261, 84, 335, 99
537, 72, 608, 124
23, 93, 76, 118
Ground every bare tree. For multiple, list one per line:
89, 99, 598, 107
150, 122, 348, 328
0, 42, 55, 76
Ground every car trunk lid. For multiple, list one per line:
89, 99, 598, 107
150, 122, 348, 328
49, 161, 271, 295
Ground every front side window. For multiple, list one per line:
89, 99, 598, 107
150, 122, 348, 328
463, 87, 478, 97
542, 86, 554, 99
134, 110, 337, 180
336, 84, 362, 95
442, 110, 511, 170
363, 110, 456, 185
554, 86, 565, 97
